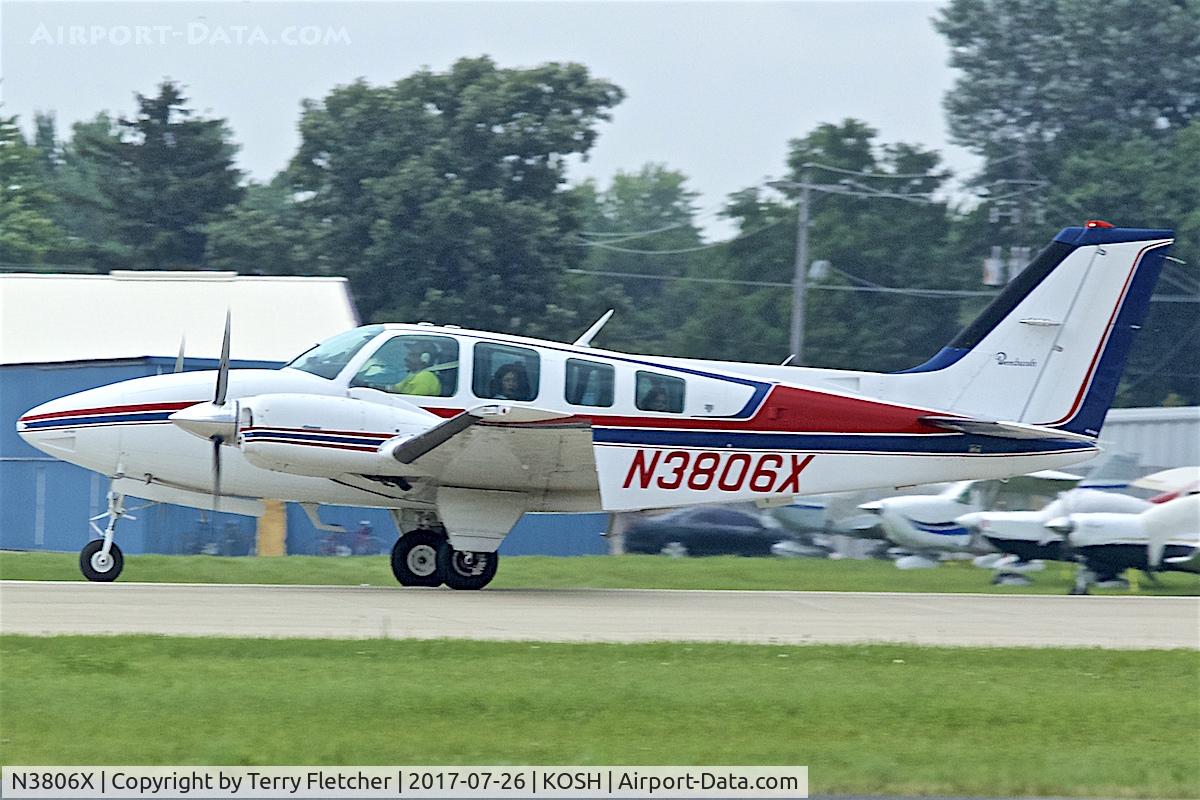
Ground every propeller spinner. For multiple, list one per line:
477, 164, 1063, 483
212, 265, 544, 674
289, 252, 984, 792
168, 311, 237, 506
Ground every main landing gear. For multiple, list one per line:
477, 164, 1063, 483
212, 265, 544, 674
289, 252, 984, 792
390, 528, 499, 590
81, 490, 132, 581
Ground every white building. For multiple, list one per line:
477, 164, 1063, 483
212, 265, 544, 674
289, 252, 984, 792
0, 270, 359, 365
1095, 406, 1200, 472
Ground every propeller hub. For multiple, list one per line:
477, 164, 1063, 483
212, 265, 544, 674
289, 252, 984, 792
170, 402, 237, 443
1044, 516, 1075, 535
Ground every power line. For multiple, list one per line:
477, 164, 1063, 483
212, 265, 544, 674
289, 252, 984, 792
577, 222, 686, 239
566, 268, 792, 290
570, 215, 790, 255
1120, 319, 1200, 393
566, 267, 1200, 303
799, 161, 950, 181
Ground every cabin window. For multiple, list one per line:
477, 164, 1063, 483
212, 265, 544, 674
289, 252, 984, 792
474, 342, 540, 401
286, 325, 384, 380
636, 371, 685, 413
565, 358, 615, 408
350, 335, 459, 397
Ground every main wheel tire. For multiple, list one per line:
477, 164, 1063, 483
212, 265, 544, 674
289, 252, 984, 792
80, 539, 124, 582
390, 529, 445, 587
438, 541, 499, 591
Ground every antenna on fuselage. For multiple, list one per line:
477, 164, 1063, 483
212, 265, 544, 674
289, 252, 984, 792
780, 354, 797, 366
572, 309, 614, 348
174, 333, 187, 374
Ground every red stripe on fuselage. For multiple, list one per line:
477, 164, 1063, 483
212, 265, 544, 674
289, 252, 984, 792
20, 400, 199, 422
423, 386, 945, 434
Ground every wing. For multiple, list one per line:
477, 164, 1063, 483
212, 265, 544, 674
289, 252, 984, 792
385, 406, 600, 498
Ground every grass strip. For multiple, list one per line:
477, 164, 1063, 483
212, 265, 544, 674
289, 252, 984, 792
0, 635, 1197, 797
2, 550, 1197, 595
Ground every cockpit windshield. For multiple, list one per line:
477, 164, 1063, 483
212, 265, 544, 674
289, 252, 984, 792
285, 325, 385, 379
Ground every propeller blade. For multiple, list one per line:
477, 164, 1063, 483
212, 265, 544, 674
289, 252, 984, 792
211, 436, 223, 513
174, 334, 186, 374
214, 310, 231, 406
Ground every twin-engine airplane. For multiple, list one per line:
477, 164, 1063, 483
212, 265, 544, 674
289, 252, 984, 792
17, 222, 1174, 589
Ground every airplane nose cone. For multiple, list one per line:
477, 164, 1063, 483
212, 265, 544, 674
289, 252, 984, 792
169, 402, 237, 442
955, 512, 986, 531
16, 396, 76, 451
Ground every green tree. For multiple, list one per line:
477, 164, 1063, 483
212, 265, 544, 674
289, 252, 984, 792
568, 163, 705, 353
936, 0, 1200, 178
659, 186, 794, 363
75, 81, 244, 268
0, 113, 73, 264
683, 120, 959, 371
937, 1, 1200, 405
205, 177, 321, 275
49, 115, 132, 269
289, 57, 623, 335
1053, 123, 1200, 405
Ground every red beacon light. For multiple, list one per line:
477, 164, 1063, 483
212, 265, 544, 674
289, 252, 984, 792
1085, 219, 1115, 228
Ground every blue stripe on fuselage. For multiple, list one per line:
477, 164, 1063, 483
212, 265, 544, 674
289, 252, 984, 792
241, 430, 387, 447
593, 427, 1094, 455
21, 412, 174, 430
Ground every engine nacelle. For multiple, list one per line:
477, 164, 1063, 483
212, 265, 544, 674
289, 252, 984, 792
876, 495, 976, 551
1064, 513, 1144, 548
237, 393, 435, 478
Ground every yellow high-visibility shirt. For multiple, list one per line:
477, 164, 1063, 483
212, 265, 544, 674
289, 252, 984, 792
394, 370, 440, 396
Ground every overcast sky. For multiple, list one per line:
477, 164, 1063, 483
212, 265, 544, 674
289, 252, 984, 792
1, 1, 975, 236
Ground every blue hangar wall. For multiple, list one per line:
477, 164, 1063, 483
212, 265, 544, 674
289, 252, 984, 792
1, 359, 608, 557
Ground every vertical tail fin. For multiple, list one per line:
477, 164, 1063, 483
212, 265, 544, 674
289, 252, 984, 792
894, 223, 1173, 437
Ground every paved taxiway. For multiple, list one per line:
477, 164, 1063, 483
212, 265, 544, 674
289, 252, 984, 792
3, 581, 1197, 648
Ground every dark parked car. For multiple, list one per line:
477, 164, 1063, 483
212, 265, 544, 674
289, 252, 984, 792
624, 507, 790, 557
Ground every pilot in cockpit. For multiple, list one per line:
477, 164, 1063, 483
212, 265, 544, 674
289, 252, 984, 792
393, 344, 441, 396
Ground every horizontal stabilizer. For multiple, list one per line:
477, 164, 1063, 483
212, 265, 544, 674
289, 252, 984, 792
919, 416, 1097, 444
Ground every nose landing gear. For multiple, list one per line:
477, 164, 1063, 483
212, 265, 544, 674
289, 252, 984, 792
81, 490, 133, 582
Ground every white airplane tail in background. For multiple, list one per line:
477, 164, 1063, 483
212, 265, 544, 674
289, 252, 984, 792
887, 222, 1174, 438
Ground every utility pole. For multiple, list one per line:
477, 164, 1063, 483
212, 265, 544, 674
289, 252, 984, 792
789, 166, 811, 360
768, 163, 933, 364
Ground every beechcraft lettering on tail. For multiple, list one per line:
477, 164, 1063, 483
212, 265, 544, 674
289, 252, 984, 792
17, 222, 1175, 590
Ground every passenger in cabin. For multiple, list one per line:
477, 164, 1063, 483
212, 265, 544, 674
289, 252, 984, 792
490, 363, 532, 401
641, 385, 670, 412
394, 344, 441, 396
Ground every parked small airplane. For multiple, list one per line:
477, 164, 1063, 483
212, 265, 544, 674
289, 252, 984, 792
856, 471, 1083, 569
17, 222, 1174, 588
955, 489, 1149, 582
1051, 488, 1199, 593
959, 469, 1200, 592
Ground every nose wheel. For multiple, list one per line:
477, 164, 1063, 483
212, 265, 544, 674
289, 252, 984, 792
81, 487, 134, 582
80, 539, 124, 582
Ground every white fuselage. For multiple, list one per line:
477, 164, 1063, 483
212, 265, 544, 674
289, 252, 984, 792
17, 324, 1101, 516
